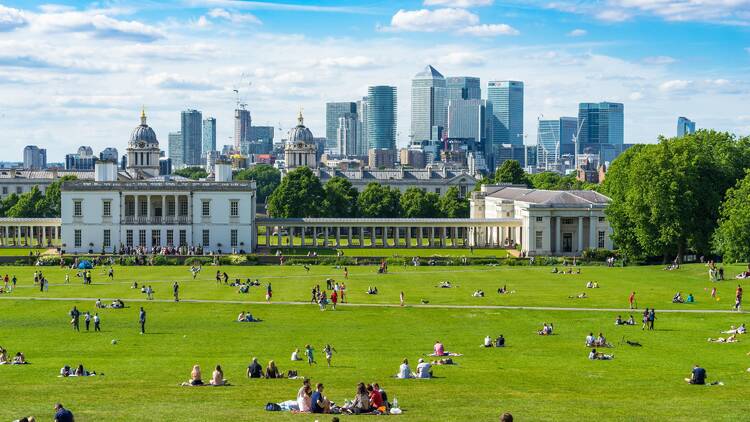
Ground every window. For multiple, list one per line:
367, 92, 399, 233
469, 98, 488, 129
598, 217, 605, 222
167, 201, 175, 217
435, 188, 441, 195
536, 217, 543, 222
561, 217, 574, 225
103, 229, 111, 248
2, 187, 7, 194
202, 229, 210, 246
126, 201, 135, 216
231, 229, 238, 247
139, 200, 147, 217
179, 230, 187, 246
179, 199, 188, 216
598, 231, 606, 248
152, 230, 161, 246
103, 200, 112, 217
16, 187, 22, 194
202, 200, 210, 217
74, 230, 82, 248
138, 229, 146, 246
166, 230, 174, 246
535, 231, 543, 250
126, 230, 133, 247
73, 200, 83, 217
230, 200, 239, 217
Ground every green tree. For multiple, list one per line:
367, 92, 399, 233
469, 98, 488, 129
0, 193, 20, 217
527, 172, 597, 191
234, 164, 281, 203
357, 183, 401, 218
400, 187, 439, 218
323, 177, 359, 217
174, 166, 208, 180
6, 186, 47, 218
42, 175, 78, 217
438, 186, 470, 218
712, 171, 750, 262
493, 160, 529, 186
266, 167, 325, 217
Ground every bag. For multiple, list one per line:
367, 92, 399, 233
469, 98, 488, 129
287, 370, 298, 378
265, 403, 281, 412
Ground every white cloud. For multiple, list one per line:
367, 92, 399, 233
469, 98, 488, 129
0, 5, 28, 31
440, 51, 486, 66
567, 28, 586, 37
659, 79, 691, 92
207, 8, 262, 25
186, 0, 372, 14
460, 23, 519, 36
423, 0, 494, 7
28, 9, 164, 41
643, 56, 676, 65
596, 9, 632, 22
316, 56, 376, 69
195, 15, 212, 28
146, 73, 221, 91
386, 8, 479, 32
628, 92, 644, 101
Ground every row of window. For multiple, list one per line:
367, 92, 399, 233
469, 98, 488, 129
74, 229, 241, 248
1, 186, 25, 195
533, 230, 607, 249
72, 199, 242, 218
535, 216, 606, 223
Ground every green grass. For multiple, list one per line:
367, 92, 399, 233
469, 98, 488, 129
1, 263, 749, 421
0, 247, 50, 256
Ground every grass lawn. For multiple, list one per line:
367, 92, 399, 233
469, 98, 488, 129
0, 248, 51, 256
1, 263, 749, 421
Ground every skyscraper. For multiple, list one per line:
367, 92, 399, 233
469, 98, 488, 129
356, 96, 369, 156
367, 86, 397, 151
677, 116, 696, 137
487, 80, 524, 147
168, 131, 183, 168
181, 109, 202, 166
536, 117, 577, 171
23, 145, 46, 170
234, 108, 252, 154
447, 99, 488, 145
411, 65, 446, 142
446, 76, 481, 102
202, 117, 216, 155
326, 102, 357, 150
577, 102, 624, 152
99, 147, 119, 163
248, 126, 275, 154
336, 113, 358, 156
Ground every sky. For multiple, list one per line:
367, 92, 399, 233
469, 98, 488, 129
0, 0, 748, 161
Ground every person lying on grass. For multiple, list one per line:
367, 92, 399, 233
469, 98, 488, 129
431, 358, 455, 365
60, 364, 98, 377
588, 348, 614, 360
473, 290, 485, 297
707, 335, 738, 343
366, 286, 378, 295
721, 324, 746, 334
438, 281, 452, 288
673, 292, 685, 303
569, 292, 588, 299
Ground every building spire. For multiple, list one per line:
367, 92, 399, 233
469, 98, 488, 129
297, 107, 304, 126
140, 106, 147, 125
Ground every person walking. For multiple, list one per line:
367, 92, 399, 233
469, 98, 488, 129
734, 285, 743, 311
70, 306, 80, 332
139, 307, 146, 334
93, 313, 101, 332
330, 290, 338, 310
400, 291, 405, 307
84, 312, 91, 331
648, 308, 656, 330
266, 282, 272, 303
173, 282, 180, 302
628, 291, 636, 309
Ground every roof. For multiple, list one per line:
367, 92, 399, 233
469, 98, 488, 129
485, 186, 610, 207
317, 168, 476, 183
61, 180, 256, 192
414, 65, 444, 79
0, 170, 95, 180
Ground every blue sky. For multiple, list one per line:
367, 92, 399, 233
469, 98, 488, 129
0, 0, 748, 160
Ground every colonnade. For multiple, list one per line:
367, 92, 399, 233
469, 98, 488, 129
0, 219, 62, 247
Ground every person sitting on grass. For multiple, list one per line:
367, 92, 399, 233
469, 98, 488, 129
585, 332, 596, 347
366, 286, 378, 295
182, 365, 203, 386
311, 383, 331, 414
483, 335, 492, 347
209, 364, 227, 386
247, 357, 263, 378
615, 315, 625, 326
685, 364, 706, 385
0, 347, 8, 364
595, 333, 609, 347
344, 382, 372, 415
552, 267, 559, 274
497, 285, 508, 294
396, 358, 414, 379
626, 315, 636, 325
722, 323, 746, 334
416, 358, 432, 378
494, 334, 505, 347
237, 312, 246, 322
673, 292, 684, 303
586, 281, 593, 288
265, 360, 282, 379
368, 384, 385, 410
291, 348, 302, 361
434, 340, 445, 356
12, 352, 27, 364
588, 348, 614, 360
538, 323, 553, 335
686, 293, 695, 303
708, 335, 738, 343
297, 379, 312, 412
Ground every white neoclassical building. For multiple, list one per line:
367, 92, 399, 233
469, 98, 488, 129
60, 111, 257, 254
471, 185, 613, 256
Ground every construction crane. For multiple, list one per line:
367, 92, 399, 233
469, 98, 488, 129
232, 73, 252, 110
571, 117, 586, 171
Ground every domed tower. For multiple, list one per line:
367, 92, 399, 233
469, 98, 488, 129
126, 108, 161, 179
284, 110, 318, 169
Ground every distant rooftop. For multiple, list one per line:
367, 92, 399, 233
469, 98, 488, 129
483, 186, 610, 207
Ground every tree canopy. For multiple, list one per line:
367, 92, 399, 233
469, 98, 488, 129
234, 164, 281, 203
400, 187, 440, 218
438, 186, 470, 218
712, 171, 750, 262
493, 160, 529, 186
266, 167, 325, 218
323, 177, 359, 218
174, 166, 208, 180
0, 175, 78, 218
357, 183, 402, 218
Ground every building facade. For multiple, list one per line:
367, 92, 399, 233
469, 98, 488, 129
0, 169, 94, 199
411, 65, 446, 142
316, 166, 477, 197
284, 112, 318, 169
446, 76, 481, 102
168, 131, 183, 169
487, 81, 524, 147
366, 86, 397, 151
677, 116, 696, 137
536, 117, 577, 172
234, 108, 252, 154
181, 109, 203, 166
326, 102, 357, 150
23, 146, 47, 170
577, 102, 624, 156
336, 113, 359, 156
202, 117, 217, 155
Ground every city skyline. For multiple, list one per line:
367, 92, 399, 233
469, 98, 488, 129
0, 1, 748, 160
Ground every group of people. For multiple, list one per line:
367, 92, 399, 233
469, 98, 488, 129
483, 335, 506, 347
0, 346, 27, 365
707, 261, 725, 281
585, 281, 600, 289
68, 306, 101, 332
614, 315, 636, 326
236, 311, 259, 322
60, 364, 98, 377
641, 308, 656, 330
537, 323, 554, 335
181, 364, 228, 386
2, 274, 17, 293
672, 292, 695, 303
585, 332, 611, 348
33, 270, 51, 291
247, 357, 292, 379
275, 378, 393, 415
96, 298, 124, 309
396, 358, 433, 379
311, 283, 344, 310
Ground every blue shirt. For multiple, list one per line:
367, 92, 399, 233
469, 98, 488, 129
139, 310, 146, 322
311, 391, 324, 413
55, 408, 74, 422
692, 367, 706, 384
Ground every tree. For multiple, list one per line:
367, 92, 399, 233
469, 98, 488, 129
42, 175, 78, 217
234, 164, 281, 203
400, 187, 439, 218
323, 177, 359, 217
0, 193, 20, 217
527, 172, 596, 191
438, 186, 470, 218
266, 167, 325, 217
5, 186, 47, 218
712, 172, 750, 262
493, 160, 529, 186
174, 166, 208, 180
357, 183, 401, 218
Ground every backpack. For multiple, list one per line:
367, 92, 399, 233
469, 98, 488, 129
265, 403, 281, 412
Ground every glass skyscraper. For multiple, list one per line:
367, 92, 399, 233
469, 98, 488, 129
326, 102, 357, 150
181, 109, 202, 165
677, 116, 695, 137
487, 80, 524, 147
366, 86, 397, 151
537, 117, 577, 171
446, 76, 481, 102
234, 108, 252, 154
202, 117, 216, 155
577, 102, 624, 151
168, 131, 183, 168
411, 65, 446, 142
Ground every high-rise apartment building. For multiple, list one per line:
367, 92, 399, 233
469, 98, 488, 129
336, 113, 359, 156
536, 117, 577, 171
577, 102, 624, 150
248, 126, 275, 154
677, 116, 696, 137
234, 108, 252, 154
202, 117, 216, 155
411, 65, 446, 142
487, 80, 524, 147
23, 145, 46, 170
168, 131, 183, 168
446, 76, 481, 102
181, 109, 202, 166
447, 99, 489, 144
326, 102, 357, 150
366, 86, 397, 151
356, 97, 369, 156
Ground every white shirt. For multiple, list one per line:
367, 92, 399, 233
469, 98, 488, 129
416, 362, 432, 378
291, 351, 300, 361
585, 335, 594, 345
484, 336, 492, 346
397, 363, 412, 379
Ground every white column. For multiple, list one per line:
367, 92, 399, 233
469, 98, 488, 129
42, 226, 46, 245
301, 226, 306, 247
417, 227, 423, 247
370, 227, 376, 247
382, 226, 388, 248
589, 216, 597, 249
555, 216, 562, 254
312, 227, 317, 246
347, 227, 352, 247
323, 227, 329, 247
336, 227, 341, 247
266, 226, 271, 246
146, 195, 151, 223
277, 226, 283, 247
577, 217, 583, 253
161, 195, 166, 223
405, 227, 411, 248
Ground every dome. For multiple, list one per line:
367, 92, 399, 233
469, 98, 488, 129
287, 110, 314, 144
129, 109, 158, 147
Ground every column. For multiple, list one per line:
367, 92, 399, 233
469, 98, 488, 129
382, 226, 388, 248
429, 227, 435, 247
451, 227, 458, 247
358, 227, 364, 247
370, 227, 376, 247
589, 216, 597, 250
577, 217, 583, 253
336, 227, 341, 247
312, 227, 317, 247
146, 195, 151, 223
417, 227, 423, 247
555, 217, 562, 254
277, 226, 283, 247
287, 227, 294, 246
161, 195, 166, 224
301, 226, 306, 247
174, 194, 179, 218
441, 227, 446, 247
323, 227, 329, 247
42, 226, 46, 246
394, 227, 400, 247
347, 227, 352, 247
405, 227, 411, 248
265, 226, 271, 247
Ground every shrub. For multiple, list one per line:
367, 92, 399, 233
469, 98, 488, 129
222, 254, 248, 265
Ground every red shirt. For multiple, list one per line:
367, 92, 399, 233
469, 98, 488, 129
369, 389, 383, 408
331, 291, 338, 303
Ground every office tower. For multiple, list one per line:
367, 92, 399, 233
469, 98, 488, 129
356, 97, 369, 156
577, 102, 624, 149
168, 131, 183, 168
336, 113, 358, 156
181, 109, 202, 165
99, 147, 119, 163
23, 145, 46, 170
366, 86, 397, 151
536, 117, 577, 171
411, 65, 446, 142
234, 108, 252, 154
447, 99, 487, 143
677, 116, 696, 137
77, 146, 94, 157
159, 157, 172, 175
487, 80, 524, 146
248, 126, 275, 154
202, 117, 216, 154
64, 146, 96, 170
446, 76, 481, 102
326, 102, 357, 150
